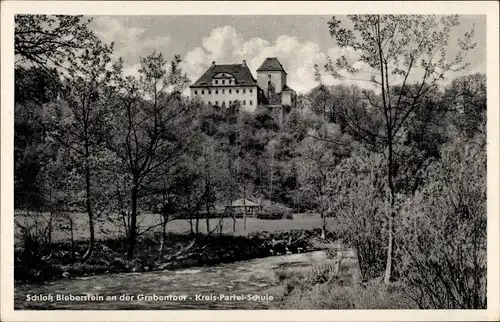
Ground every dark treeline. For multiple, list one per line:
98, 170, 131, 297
14, 15, 486, 308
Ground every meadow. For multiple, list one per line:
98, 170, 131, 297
14, 210, 339, 283
14, 211, 334, 244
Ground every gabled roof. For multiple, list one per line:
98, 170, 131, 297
190, 63, 258, 87
256, 57, 287, 74
229, 198, 260, 207
282, 84, 295, 92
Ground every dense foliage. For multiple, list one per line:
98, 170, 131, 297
14, 15, 486, 309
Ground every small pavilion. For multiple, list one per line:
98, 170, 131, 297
226, 198, 261, 216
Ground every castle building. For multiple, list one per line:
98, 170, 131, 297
189, 57, 296, 111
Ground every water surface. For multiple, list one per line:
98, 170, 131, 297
15, 251, 333, 310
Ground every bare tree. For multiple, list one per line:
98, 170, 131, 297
106, 53, 196, 259
326, 15, 476, 283
43, 42, 114, 260
15, 15, 98, 72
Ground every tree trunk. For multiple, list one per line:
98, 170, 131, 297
127, 181, 138, 259
320, 177, 326, 240
206, 212, 210, 234
270, 148, 274, 201
69, 216, 75, 259
47, 210, 53, 246
321, 209, 326, 240
384, 141, 396, 285
243, 188, 247, 232
187, 197, 194, 234
82, 154, 94, 261
158, 214, 168, 257
206, 186, 211, 235
195, 211, 200, 235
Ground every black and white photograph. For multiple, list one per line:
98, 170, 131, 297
1, 1, 499, 321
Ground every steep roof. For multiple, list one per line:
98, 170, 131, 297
256, 57, 287, 74
282, 84, 295, 92
190, 63, 258, 87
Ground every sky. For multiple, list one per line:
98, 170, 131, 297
88, 15, 486, 94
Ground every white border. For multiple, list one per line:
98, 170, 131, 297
1, 1, 499, 321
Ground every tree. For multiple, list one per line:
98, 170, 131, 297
106, 52, 196, 259
15, 15, 97, 72
297, 123, 350, 238
166, 157, 205, 235
326, 15, 476, 283
14, 15, 105, 213
443, 73, 486, 138
42, 41, 115, 260
197, 136, 228, 234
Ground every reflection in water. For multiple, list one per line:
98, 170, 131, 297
15, 251, 333, 310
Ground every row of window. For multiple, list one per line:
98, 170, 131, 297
208, 100, 253, 106
213, 79, 234, 85
194, 88, 253, 95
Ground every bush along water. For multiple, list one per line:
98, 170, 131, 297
14, 228, 336, 284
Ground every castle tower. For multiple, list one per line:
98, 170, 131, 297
256, 57, 287, 102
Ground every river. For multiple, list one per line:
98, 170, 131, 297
15, 250, 339, 310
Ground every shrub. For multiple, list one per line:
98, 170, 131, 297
260, 203, 292, 220
326, 149, 388, 281
278, 260, 414, 309
15, 211, 56, 266
396, 134, 486, 309
280, 282, 414, 309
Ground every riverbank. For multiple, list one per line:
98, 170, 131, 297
275, 246, 416, 309
15, 229, 336, 284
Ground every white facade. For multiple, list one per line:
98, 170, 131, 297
190, 86, 259, 110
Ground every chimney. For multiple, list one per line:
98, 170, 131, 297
212, 61, 216, 66
242, 60, 246, 66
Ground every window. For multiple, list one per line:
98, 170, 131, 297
243, 100, 246, 105
249, 100, 253, 105
250, 89, 253, 93
215, 101, 219, 105
268, 74, 271, 79
243, 89, 246, 94
222, 89, 225, 94
202, 90, 205, 95
215, 90, 218, 94
228, 79, 232, 84
208, 101, 212, 105
194, 90, 198, 95
215, 80, 218, 84
222, 80, 225, 85
236, 89, 239, 94
229, 89, 232, 94
208, 90, 212, 94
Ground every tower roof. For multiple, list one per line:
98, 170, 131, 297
190, 63, 257, 88
256, 57, 287, 74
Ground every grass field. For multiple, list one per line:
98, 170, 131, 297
14, 211, 336, 244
